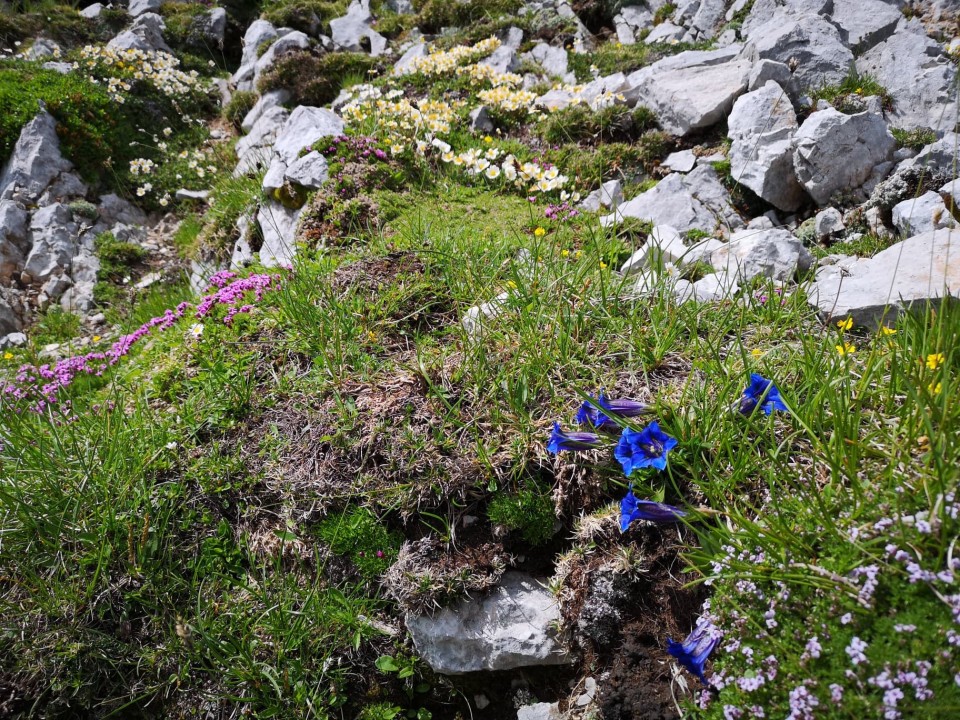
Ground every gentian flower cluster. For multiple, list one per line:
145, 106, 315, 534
667, 617, 722, 685
739, 374, 789, 416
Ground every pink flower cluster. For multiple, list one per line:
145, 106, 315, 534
2, 272, 279, 412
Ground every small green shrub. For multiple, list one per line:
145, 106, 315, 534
260, 0, 348, 34
258, 50, 377, 107
68, 199, 98, 219
95, 232, 148, 283
487, 484, 556, 546
31, 306, 81, 345
223, 89, 259, 129
538, 104, 659, 144
808, 71, 893, 115
412, 0, 523, 34
316, 507, 401, 581
891, 127, 937, 151
653, 2, 676, 24
547, 135, 670, 187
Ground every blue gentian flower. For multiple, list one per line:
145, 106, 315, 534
620, 488, 686, 531
614, 421, 678, 475
546, 422, 603, 454
739, 373, 789, 416
667, 621, 720, 684
575, 391, 650, 429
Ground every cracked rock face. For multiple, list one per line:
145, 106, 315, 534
405, 572, 572, 675
807, 230, 960, 329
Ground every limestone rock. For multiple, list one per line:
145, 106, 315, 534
830, 0, 901, 52
273, 106, 344, 165
814, 207, 845, 240
517, 703, 565, 720
232, 19, 278, 90
624, 47, 752, 136
393, 42, 427, 74
80, 3, 103, 18
856, 27, 959, 134
0, 200, 28, 280
663, 149, 696, 173
710, 227, 814, 282
241, 90, 290, 134
0, 111, 73, 201
284, 151, 329, 189
406, 572, 572, 675
24, 203, 80, 283
236, 106, 290, 174
462, 291, 510, 339
469, 106, 494, 133
743, 11, 853, 90
199, 7, 228, 45
0, 289, 24, 336
108, 12, 171, 53
603, 165, 742, 236
128, 0, 161, 17
728, 81, 807, 211
792, 107, 896, 206
580, 179, 623, 213
523, 43, 569, 77
257, 201, 303, 267
807, 229, 960, 328
330, 0, 388, 56
891, 191, 957, 236
614, 5, 652, 45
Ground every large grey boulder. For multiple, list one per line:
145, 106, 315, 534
284, 151, 329, 189
523, 43, 569, 78
393, 42, 427, 74
232, 19, 278, 90
728, 81, 807, 211
98, 193, 147, 229
792, 107, 896, 206
830, 0, 901, 52
241, 89, 291, 134
24, 203, 79, 282
0, 111, 73, 201
856, 27, 960, 134
891, 191, 957, 236
807, 229, 960, 328
199, 7, 228, 45
406, 572, 572, 675
614, 5, 652, 45
273, 106, 344, 165
602, 165, 742, 236
710, 227, 814, 282
739, 0, 832, 38
580, 179, 623, 213
257, 201, 303, 267
0, 201, 29, 281
108, 12, 171, 53
689, 0, 728, 39
743, 11, 853, 90
235, 106, 290, 174
330, 0, 387, 56
624, 47, 752, 136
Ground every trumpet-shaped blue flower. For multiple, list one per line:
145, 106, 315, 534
619, 489, 686, 531
546, 421, 603, 454
667, 620, 720, 684
614, 421, 677, 475
739, 373, 788, 415
575, 391, 650, 429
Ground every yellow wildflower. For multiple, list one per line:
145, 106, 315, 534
837, 342, 856, 356
561, 249, 570, 257
2, 351, 12, 360
925, 352, 945, 370
837, 317, 853, 331
928, 381, 943, 395
599, 261, 608, 270
880, 327, 896, 336
533, 227, 546, 237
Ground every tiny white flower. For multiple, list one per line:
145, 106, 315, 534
188, 323, 203, 338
